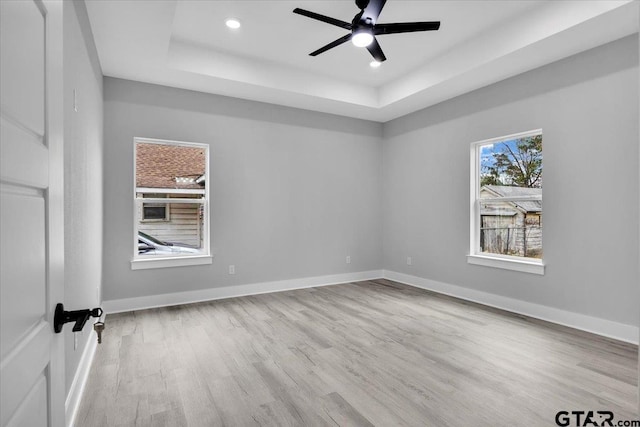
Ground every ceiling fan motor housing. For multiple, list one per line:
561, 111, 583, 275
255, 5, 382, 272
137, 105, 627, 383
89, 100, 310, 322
356, 0, 370, 11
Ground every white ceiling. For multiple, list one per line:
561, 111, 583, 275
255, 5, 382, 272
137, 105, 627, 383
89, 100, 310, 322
85, 0, 638, 122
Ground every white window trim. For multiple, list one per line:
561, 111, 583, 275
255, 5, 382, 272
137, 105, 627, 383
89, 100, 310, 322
468, 129, 544, 275
467, 254, 544, 275
131, 254, 212, 270
137, 187, 205, 195
132, 137, 212, 270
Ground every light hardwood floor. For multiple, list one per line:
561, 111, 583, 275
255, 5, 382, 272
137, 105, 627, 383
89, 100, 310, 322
76, 280, 638, 426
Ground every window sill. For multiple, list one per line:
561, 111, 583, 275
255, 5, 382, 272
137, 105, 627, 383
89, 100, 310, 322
131, 255, 212, 270
467, 254, 545, 275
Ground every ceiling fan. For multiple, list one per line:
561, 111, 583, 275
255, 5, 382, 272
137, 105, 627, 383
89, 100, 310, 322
293, 0, 440, 63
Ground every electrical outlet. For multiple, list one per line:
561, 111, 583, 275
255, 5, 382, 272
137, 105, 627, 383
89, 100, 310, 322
229, 264, 235, 275
407, 256, 412, 266
346, 256, 351, 264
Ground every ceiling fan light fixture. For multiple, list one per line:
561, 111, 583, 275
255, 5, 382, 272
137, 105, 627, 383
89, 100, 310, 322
369, 60, 381, 68
293, 0, 441, 63
351, 30, 374, 47
225, 18, 241, 29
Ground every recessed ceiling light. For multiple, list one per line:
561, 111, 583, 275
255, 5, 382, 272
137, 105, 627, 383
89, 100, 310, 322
369, 61, 381, 68
225, 18, 241, 29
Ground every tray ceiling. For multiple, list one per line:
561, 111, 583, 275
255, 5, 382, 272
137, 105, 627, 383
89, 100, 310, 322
86, 1, 638, 122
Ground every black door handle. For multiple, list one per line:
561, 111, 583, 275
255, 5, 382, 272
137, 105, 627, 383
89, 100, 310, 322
54, 303, 103, 333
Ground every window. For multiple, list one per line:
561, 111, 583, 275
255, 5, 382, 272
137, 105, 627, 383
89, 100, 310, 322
132, 138, 211, 270
468, 130, 544, 274
141, 203, 169, 221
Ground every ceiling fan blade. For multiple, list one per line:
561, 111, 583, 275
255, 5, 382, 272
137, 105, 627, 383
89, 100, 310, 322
366, 37, 386, 62
375, 21, 440, 35
309, 33, 353, 56
293, 8, 352, 30
362, 0, 387, 23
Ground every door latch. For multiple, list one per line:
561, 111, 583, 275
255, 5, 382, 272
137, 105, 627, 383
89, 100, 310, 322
54, 303, 103, 333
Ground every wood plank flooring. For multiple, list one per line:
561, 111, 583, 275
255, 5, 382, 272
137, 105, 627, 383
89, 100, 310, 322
76, 280, 638, 426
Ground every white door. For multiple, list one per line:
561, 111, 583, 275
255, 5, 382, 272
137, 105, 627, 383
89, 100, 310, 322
1, 0, 65, 426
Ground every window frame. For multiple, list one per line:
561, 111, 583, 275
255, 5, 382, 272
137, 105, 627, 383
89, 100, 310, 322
131, 137, 212, 270
468, 129, 545, 275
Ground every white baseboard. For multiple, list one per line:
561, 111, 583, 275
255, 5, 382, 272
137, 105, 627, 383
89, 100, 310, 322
383, 270, 639, 345
102, 268, 637, 344
65, 334, 98, 427
103, 270, 384, 314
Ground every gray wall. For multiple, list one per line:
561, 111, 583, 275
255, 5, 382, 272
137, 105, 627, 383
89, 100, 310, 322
383, 35, 639, 327
63, 0, 103, 395
101, 36, 638, 329
103, 78, 383, 301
